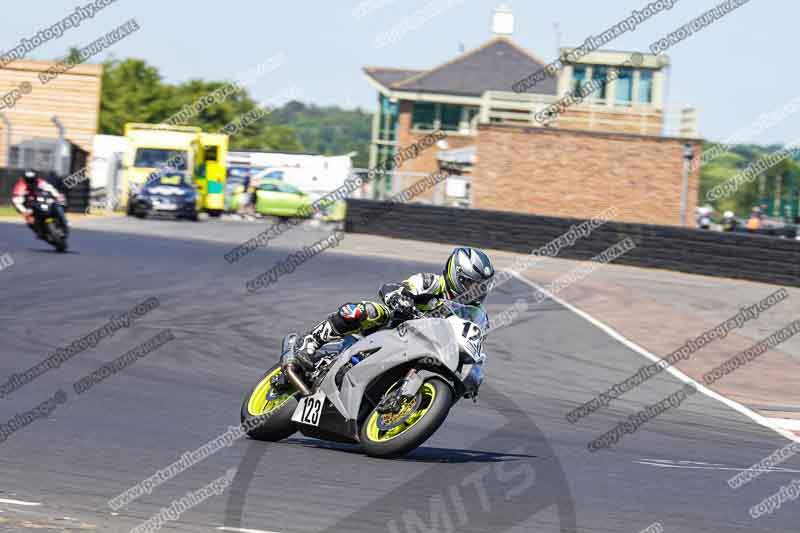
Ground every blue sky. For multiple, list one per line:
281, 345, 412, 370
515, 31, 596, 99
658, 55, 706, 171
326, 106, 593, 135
0, 0, 791, 144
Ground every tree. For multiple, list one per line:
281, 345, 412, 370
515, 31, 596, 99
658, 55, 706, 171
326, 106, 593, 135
270, 101, 372, 166
98, 58, 371, 160
701, 142, 800, 218
66, 47, 82, 65
99, 58, 173, 135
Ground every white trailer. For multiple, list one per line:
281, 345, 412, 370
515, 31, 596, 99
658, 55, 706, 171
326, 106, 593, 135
89, 135, 131, 210
227, 150, 354, 198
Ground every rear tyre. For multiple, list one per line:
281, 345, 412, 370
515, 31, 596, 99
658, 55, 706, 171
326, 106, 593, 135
360, 378, 453, 459
208, 209, 222, 218
240, 363, 298, 442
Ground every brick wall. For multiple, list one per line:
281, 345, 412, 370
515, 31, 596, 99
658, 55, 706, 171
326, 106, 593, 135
393, 101, 475, 201
472, 123, 703, 226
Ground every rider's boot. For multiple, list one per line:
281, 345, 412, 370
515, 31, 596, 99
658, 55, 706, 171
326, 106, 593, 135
295, 319, 342, 372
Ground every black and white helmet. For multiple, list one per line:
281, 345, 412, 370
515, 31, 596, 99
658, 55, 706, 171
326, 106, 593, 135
23, 169, 38, 188
443, 247, 495, 305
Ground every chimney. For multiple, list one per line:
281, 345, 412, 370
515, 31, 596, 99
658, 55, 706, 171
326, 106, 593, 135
492, 4, 514, 37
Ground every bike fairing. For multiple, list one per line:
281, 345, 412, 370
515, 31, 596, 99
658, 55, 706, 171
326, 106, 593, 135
239, 248, 496, 457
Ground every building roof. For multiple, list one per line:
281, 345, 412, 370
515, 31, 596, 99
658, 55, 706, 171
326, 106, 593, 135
0, 59, 103, 76
363, 67, 425, 87
364, 37, 557, 97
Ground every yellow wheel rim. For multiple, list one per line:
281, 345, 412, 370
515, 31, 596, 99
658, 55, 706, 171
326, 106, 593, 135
365, 382, 437, 442
247, 367, 294, 416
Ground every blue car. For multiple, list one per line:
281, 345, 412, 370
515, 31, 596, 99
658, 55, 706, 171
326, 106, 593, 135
130, 171, 200, 221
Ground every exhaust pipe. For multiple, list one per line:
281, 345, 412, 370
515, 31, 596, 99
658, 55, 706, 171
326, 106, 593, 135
284, 362, 312, 397
279, 334, 311, 396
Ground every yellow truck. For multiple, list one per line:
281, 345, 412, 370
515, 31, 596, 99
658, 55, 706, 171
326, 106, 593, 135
197, 133, 229, 217
122, 123, 228, 215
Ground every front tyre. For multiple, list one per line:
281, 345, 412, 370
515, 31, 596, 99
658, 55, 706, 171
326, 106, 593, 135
360, 378, 453, 459
240, 364, 298, 442
47, 221, 67, 253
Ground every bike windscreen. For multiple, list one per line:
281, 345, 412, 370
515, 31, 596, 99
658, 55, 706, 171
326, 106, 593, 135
442, 301, 489, 334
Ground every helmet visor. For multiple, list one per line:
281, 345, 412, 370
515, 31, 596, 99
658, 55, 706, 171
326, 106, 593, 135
458, 275, 491, 304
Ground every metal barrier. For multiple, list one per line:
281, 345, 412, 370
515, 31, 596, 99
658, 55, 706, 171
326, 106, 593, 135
0, 167, 25, 205
345, 199, 800, 287
0, 167, 88, 212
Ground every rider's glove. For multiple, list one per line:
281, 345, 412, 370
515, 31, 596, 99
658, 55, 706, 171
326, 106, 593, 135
385, 289, 414, 314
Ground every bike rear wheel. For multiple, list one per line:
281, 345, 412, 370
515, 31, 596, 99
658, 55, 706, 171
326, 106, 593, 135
240, 363, 298, 441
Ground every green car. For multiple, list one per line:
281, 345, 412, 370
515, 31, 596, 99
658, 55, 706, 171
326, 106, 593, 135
255, 179, 312, 218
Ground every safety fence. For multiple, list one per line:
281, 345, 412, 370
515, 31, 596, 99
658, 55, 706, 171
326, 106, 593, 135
345, 200, 800, 287
0, 168, 25, 205
0, 167, 88, 212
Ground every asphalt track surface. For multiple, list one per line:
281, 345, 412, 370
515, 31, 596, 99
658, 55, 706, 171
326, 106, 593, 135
0, 219, 799, 532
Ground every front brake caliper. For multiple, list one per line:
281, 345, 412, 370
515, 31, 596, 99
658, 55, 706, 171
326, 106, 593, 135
376, 375, 423, 415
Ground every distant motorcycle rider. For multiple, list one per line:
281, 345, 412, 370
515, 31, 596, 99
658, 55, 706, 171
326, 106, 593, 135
722, 210, 738, 232
295, 247, 496, 374
12, 169, 66, 238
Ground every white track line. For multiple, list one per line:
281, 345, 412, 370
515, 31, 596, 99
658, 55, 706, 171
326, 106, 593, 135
635, 459, 800, 473
765, 418, 800, 432
0, 498, 41, 506
217, 526, 282, 533
510, 272, 800, 444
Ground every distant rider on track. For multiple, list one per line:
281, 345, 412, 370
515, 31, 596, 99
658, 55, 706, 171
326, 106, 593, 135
12, 169, 66, 239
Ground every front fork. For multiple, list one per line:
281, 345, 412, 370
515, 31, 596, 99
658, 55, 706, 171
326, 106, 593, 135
376, 369, 424, 414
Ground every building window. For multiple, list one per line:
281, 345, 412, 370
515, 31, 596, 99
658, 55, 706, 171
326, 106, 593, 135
411, 102, 436, 130
616, 67, 633, 105
590, 66, 608, 100
440, 104, 462, 131
411, 103, 478, 133
379, 94, 399, 141
463, 107, 480, 132
638, 70, 654, 104
572, 65, 588, 96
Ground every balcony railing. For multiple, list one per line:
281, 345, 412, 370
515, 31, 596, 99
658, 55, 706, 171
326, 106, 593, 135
479, 91, 698, 138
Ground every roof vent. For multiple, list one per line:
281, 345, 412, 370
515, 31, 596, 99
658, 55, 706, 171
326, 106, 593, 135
492, 4, 514, 36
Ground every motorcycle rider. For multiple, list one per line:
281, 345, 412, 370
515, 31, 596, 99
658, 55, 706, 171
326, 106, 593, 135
696, 205, 713, 230
12, 169, 66, 238
722, 210, 738, 232
294, 247, 495, 376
